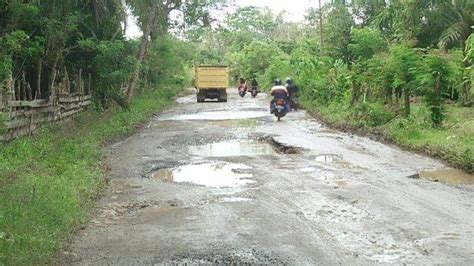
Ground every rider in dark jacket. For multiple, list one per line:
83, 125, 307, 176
286, 77, 299, 95
251, 78, 258, 87
286, 77, 299, 110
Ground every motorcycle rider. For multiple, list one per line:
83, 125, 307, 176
270, 79, 289, 114
285, 77, 299, 110
238, 77, 247, 92
251, 77, 258, 88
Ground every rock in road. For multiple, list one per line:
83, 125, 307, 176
61, 89, 474, 265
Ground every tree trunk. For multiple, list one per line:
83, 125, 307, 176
350, 79, 360, 106
36, 58, 42, 100
125, 9, 156, 103
462, 56, 471, 106
318, 0, 324, 55
403, 87, 410, 117
47, 51, 60, 99
385, 85, 392, 105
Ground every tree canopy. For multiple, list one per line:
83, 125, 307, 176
1, 0, 472, 126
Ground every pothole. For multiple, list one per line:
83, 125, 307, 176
166, 248, 289, 265
409, 169, 474, 184
151, 161, 255, 188
259, 136, 305, 154
189, 140, 277, 157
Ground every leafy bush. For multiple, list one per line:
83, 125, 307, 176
351, 102, 396, 127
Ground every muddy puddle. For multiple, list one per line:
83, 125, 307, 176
152, 162, 254, 188
159, 111, 268, 121
189, 140, 277, 157
418, 169, 474, 184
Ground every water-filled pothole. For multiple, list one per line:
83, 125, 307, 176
189, 140, 277, 157
151, 162, 254, 188
159, 111, 267, 121
414, 169, 474, 184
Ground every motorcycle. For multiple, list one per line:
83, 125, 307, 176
289, 92, 299, 111
273, 98, 287, 121
238, 85, 247, 97
250, 86, 259, 98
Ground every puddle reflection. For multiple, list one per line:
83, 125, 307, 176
190, 140, 277, 157
152, 162, 254, 188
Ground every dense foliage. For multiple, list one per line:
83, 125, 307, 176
0, 0, 220, 108
192, 0, 473, 128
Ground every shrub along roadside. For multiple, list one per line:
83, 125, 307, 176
0, 87, 181, 264
301, 100, 474, 174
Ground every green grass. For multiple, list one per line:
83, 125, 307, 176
301, 100, 474, 173
0, 88, 180, 264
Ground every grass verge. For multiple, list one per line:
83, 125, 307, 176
301, 100, 473, 173
0, 88, 180, 264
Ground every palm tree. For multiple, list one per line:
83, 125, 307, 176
438, 0, 474, 106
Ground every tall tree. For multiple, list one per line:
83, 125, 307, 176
125, 0, 224, 102
325, 3, 353, 62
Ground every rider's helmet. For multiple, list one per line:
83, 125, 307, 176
286, 77, 293, 84
274, 79, 282, 85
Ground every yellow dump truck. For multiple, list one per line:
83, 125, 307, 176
195, 66, 229, 102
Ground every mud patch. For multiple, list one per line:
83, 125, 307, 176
152, 162, 255, 188
189, 140, 277, 157
418, 169, 474, 184
152, 169, 173, 181
91, 201, 159, 226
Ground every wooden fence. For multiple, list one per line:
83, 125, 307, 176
0, 69, 92, 141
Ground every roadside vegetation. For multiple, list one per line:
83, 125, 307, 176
191, 1, 473, 173
0, 88, 181, 264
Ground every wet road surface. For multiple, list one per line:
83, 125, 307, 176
62, 89, 474, 264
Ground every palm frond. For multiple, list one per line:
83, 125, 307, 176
438, 21, 469, 48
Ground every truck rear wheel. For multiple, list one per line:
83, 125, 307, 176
218, 91, 227, 102
196, 91, 205, 103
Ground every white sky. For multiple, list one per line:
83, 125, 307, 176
234, 0, 327, 22
125, 0, 328, 39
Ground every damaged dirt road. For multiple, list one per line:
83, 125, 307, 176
62, 89, 474, 264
